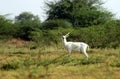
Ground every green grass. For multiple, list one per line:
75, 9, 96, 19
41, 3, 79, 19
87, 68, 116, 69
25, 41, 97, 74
0, 39, 120, 79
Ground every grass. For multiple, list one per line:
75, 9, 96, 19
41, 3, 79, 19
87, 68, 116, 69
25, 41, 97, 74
0, 39, 120, 79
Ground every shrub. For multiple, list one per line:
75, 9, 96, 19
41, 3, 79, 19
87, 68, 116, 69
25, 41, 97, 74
29, 29, 43, 42
0, 15, 15, 39
41, 19, 72, 30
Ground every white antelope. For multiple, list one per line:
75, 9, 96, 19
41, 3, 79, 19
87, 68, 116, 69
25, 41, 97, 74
62, 33, 89, 58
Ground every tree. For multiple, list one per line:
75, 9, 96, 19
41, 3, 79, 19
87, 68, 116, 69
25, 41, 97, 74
45, 0, 113, 27
15, 12, 41, 27
41, 19, 72, 30
14, 12, 41, 40
0, 15, 15, 38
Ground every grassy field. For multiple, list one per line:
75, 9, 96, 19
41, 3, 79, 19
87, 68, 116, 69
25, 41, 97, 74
0, 39, 120, 79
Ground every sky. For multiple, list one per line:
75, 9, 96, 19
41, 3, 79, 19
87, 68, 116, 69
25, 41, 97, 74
0, 0, 120, 22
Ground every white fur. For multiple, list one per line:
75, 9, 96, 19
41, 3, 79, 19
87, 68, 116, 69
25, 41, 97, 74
62, 33, 89, 58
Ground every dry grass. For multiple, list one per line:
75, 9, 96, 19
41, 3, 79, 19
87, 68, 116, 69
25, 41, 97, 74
0, 39, 120, 79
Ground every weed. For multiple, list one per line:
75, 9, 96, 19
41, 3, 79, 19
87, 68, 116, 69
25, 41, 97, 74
110, 58, 120, 67
1, 60, 20, 70
23, 57, 33, 67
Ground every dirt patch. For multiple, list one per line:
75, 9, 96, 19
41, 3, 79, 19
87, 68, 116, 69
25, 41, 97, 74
7, 38, 29, 47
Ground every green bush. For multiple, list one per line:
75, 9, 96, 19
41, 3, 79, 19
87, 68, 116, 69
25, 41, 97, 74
29, 29, 62, 46
41, 19, 72, 30
29, 29, 43, 42
0, 13, 119, 48
0, 15, 15, 39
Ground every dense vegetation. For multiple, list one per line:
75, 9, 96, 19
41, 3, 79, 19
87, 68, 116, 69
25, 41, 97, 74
0, 0, 119, 48
46, 0, 113, 27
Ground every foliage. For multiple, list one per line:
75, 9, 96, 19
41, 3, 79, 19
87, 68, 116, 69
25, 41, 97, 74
41, 19, 72, 30
104, 20, 120, 48
0, 12, 119, 48
45, 0, 113, 27
0, 15, 15, 38
14, 12, 41, 40
31, 30, 60, 45
29, 29, 43, 42
15, 12, 41, 27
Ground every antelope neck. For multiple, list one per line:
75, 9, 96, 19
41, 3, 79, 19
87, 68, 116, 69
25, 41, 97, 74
63, 37, 68, 46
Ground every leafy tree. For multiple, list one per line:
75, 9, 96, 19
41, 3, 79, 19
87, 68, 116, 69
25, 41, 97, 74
41, 19, 72, 30
14, 12, 41, 40
0, 15, 15, 38
45, 0, 113, 27
15, 12, 41, 27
